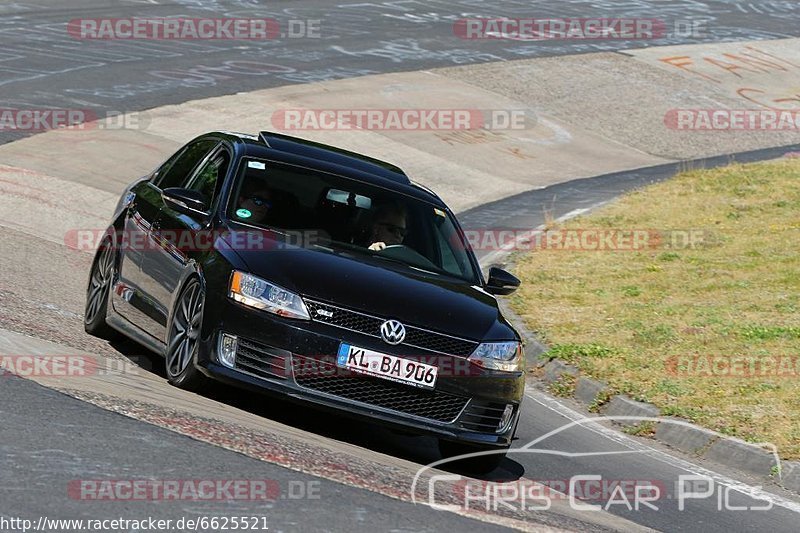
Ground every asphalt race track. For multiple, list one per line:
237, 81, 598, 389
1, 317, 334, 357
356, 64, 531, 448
2, 0, 799, 144
1, 1, 800, 532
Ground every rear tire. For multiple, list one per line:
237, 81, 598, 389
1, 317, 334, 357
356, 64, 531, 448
165, 278, 209, 391
84, 238, 117, 340
438, 440, 508, 474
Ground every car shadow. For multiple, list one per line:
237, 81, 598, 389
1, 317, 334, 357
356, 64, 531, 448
107, 337, 525, 482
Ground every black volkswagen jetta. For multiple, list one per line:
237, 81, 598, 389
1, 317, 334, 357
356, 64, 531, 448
85, 131, 524, 471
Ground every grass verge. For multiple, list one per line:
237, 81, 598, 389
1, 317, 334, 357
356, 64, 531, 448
510, 159, 800, 459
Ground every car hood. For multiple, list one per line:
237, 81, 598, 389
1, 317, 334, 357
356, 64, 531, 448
221, 229, 515, 341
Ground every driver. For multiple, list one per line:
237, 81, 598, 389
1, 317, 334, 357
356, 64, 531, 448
367, 202, 408, 251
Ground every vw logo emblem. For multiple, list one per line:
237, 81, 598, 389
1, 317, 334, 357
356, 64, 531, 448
380, 319, 406, 345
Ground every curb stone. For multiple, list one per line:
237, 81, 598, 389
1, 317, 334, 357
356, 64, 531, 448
542, 359, 579, 385
574, 376, 608, 406
704, 438, 779, 478
781, 463, 800, 492
602, 395, 660, 427
655, 417, 718, 455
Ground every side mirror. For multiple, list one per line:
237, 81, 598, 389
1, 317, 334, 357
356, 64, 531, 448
162, 187, 210, 217
485, 267, 520, 296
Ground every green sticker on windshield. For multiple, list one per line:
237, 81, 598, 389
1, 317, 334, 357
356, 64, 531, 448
236, 208, 252, 219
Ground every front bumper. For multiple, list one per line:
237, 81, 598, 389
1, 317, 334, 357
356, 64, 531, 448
196, 299, 525, 448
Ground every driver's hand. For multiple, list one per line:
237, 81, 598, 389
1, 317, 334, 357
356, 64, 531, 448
368, 242, 387, 251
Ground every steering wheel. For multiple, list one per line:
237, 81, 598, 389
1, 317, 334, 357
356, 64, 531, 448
377, 244, 440, 271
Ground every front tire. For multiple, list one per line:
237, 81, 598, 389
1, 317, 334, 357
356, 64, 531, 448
165, 278, 208, 391
84, 238, 116, 339
438, 440, 508, 474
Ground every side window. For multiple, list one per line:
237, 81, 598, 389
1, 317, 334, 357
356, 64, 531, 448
151, 146, 186, 184
155, 139, 218, 190
431, 216, 472, 279
435, 228, 460, 273
186, 149, 230, 208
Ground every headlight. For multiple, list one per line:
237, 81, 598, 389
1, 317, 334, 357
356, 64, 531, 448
229, 271, 310, 320
468, 341, 523, 372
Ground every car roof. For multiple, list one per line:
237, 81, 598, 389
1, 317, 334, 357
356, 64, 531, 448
212, 130, 447, 207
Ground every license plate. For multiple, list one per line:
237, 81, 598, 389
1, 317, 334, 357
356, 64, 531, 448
337, 343, 437, 389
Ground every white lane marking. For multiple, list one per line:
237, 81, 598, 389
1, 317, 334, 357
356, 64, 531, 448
525, 389, 800, 514
478, 203, 607, 268
554, 207, 591, 221
479, 225, 543, 268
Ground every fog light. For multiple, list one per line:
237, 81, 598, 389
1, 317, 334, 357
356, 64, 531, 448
218, 333, 238, 369
497, 404, 514, 433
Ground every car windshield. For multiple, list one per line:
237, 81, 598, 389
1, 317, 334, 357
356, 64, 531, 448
227, 158, 480, 284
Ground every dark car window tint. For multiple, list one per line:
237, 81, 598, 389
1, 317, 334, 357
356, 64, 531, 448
187, 150, 230, 208
435, 224, 463, 275
155, 140, 217, 190
229, 158, 479, 283
152, 146, 187, 184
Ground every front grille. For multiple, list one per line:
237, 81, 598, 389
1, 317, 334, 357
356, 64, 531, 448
292, 355, 469, 423
235, 337, 289, 380
458, 402, 508, 433
304, 299, 479, 357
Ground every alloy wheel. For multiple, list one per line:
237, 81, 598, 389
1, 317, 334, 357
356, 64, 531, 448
85, 242, 114, 325
166, 280, 205, 378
